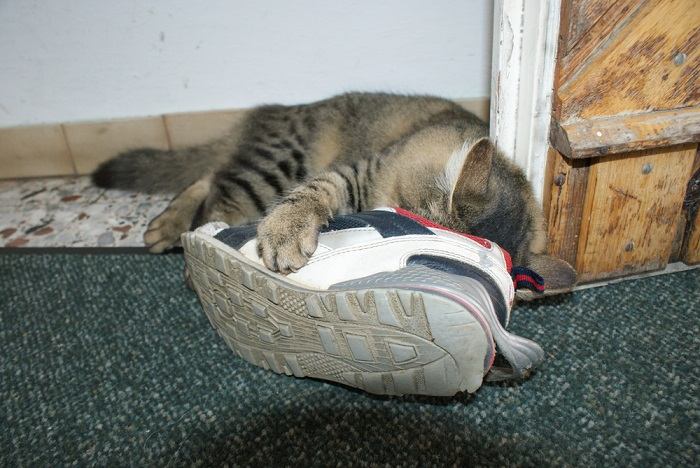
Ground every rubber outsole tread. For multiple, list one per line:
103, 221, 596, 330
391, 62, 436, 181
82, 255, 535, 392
183, 232, 492, 396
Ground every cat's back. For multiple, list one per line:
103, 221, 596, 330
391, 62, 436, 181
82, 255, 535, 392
245, 92, 485, 140
229, 92, 488, 170
327, 92, 478, 126
311, 92, 485, 158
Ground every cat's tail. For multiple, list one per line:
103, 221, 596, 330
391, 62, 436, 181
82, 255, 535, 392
92, 143, 221, 194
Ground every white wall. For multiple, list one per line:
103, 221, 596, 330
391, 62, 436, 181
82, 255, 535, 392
0, 0, 493, 128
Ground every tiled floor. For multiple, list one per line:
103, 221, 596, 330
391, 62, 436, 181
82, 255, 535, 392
0, 176, 169, 248
2, 175, 698, 289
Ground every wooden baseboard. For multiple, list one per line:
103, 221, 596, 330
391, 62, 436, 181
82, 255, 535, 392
0, 97, 490, 180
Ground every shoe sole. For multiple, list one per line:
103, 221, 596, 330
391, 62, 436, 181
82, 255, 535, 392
182, 232, 495, 396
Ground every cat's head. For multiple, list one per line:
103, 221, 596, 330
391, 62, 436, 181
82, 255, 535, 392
431, 137, 577, 291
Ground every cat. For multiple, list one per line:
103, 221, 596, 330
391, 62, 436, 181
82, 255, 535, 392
93, 92, 576, 291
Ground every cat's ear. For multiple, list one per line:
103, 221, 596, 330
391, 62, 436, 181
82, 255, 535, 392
527, 254, 577, 291
449, 138, 494, 210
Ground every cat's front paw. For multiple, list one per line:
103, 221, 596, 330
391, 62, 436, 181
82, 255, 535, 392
256, 205, 325, 274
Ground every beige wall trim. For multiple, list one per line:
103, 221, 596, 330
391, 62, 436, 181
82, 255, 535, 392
0, 97, 489, 180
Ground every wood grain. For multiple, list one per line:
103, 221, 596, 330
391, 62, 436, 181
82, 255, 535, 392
560, 0, 646, 84
575, 144, 696, 282
560, 0, 700, 120
551, 106, 700, 159
668, 210, 688, 263
563, 0, 618, 55
552, 0, 699, 159
544, 147, 591, 267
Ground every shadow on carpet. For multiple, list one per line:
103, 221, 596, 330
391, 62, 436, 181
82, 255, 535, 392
1, 254, 698, 466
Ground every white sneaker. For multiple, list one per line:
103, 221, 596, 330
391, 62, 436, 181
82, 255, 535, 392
182, 208, 543, 396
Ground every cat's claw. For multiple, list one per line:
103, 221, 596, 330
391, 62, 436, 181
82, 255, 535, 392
256, 207, 322, 274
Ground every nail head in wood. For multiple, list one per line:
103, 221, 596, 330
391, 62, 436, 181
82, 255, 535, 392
624, 241, 635, 252
673, 52, 686, 66
554, 173, 566, 187
642, 163, 653, 174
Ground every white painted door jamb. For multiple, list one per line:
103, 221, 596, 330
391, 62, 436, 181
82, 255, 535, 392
489, 0, 561, 203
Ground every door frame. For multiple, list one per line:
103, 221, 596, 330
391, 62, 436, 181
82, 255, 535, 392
489, 0, 561, 203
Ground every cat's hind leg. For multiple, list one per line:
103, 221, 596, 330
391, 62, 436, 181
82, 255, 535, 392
144, 177, 212, 253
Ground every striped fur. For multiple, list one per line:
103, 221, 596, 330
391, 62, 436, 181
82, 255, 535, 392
92, 92, 576, 289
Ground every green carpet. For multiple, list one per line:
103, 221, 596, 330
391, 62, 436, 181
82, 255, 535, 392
1, 254, 698, 466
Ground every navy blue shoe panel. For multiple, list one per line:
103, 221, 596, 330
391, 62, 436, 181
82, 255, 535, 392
214, 210, 433, 251
408, 254, 508, 327
214, 224, 258, 250
323, 211, 434, 238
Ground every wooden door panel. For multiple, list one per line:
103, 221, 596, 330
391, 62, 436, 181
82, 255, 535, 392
544, 147, 590, 267
560, 0, 645, 84
560, 0, 700, 120
552, 0, 700, 159
564, 0, 617, 54
575, 144, 696, 281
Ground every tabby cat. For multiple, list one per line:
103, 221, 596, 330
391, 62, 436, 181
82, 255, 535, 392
93, 92, 575, 290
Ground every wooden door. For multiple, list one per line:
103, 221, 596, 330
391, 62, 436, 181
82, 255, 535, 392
544, 0, 700, 282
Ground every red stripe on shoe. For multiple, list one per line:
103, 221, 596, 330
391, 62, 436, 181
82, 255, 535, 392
500, 248, 512, 273
393, 207, 493, 249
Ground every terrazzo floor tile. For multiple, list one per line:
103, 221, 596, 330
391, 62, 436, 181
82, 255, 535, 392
0, 177, 169, 248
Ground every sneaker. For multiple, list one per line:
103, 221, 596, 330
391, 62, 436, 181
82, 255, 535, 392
181, 208, 544, 396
